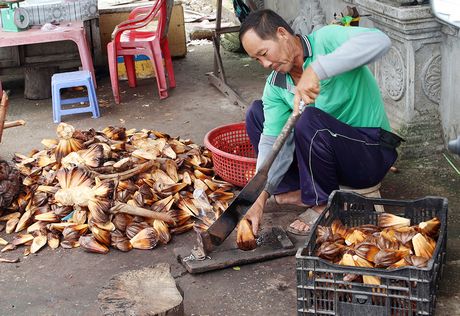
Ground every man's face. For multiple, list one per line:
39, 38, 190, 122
241, 27, 295, 74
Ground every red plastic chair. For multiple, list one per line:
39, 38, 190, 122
107, 0, 176, 104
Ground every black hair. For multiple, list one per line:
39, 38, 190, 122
239, 9, 295, 43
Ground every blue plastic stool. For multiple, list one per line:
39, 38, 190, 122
51, 70, 100, 123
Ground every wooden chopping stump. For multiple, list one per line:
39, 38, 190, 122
98, 263, 184, 316
24, 65, 58, 100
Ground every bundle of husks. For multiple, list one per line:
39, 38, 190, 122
0, 123, 235, 255
0, 160, 21, 209
315, 213, 441, 285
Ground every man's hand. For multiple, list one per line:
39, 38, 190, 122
244, 190, 270, 235
293, 66, 320, 115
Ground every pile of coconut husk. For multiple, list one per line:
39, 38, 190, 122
0, 123, 235, 256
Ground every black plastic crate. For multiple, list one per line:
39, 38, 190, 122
296, 190, 448, 316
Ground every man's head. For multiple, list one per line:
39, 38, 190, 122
239, 10, 297, 73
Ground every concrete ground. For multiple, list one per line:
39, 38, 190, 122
0, 44, 460, 316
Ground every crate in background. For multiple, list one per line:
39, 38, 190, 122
296, 190, 448, 316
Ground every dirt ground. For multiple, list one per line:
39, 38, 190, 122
1, 43, 460, 315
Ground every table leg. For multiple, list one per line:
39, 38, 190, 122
74, 30, 97, 88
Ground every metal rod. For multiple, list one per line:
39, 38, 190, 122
207, 72, 248, 108
214, 0, 223, 74
208, 0, 249, 108
212, 34, 226, 82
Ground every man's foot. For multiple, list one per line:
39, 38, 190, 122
272, 190, 307, 207
288, 205, 326, 235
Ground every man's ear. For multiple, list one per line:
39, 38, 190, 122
276, 27, 290, 40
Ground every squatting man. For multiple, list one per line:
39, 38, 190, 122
240, 10, 402, 235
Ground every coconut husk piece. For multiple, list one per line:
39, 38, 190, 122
4, 120, 25, 129
89, 160, 159, 181
0, 257, 19, 263
90, 165, 116, 174
110, 201, 174, 224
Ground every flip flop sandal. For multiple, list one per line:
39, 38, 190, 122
267, 195, 281, 206
286, 208, 320, 236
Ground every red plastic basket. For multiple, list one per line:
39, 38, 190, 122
204, 122, 257, 187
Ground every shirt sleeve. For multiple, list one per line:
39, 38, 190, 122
261, 79, 293, 137
259, 79, 296, 194
256, 133, 296, 195
309, 27, 391, 80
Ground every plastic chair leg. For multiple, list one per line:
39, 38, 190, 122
149, 40, 168, 99
124, 55, 137, 88
161, 38, 176, 88
107, 41, 121, 104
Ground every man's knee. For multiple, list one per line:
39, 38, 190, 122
295, 107, 325, 135
246, 99, 264, 125
300, 106, 324, 121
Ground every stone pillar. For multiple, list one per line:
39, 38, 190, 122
438, 25, 460, 147
356, 0, 444, 158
